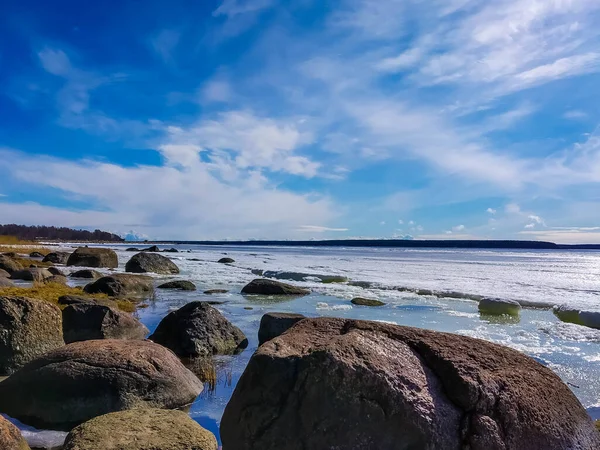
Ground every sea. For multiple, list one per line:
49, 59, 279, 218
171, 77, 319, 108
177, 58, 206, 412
7, 244, 600, 448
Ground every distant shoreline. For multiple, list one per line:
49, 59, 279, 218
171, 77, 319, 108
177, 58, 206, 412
111, 239, 600, 250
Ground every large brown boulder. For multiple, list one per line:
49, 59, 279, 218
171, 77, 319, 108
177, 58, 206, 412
0, 255, 23, 274
0, 339, 203, 430
62, 303, 149, 343
0, 415, 30, 450
67, 248, 118, 269
43, 252, 71, 264
125, 252, 180, 275
258, 312, 306, 345
241, 279, 310, 296
149, 301, 248, 357
0, 296, 64, 375
10, 268, 53, 282
221, 317, 600, 450
83, 274, 153, 298
63, 409, 218, 450
70, 269, 102, 279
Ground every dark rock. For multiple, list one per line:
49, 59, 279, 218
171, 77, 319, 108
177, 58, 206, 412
479, 297, 521, 316
264, 270, 348, 283
0, 339, 203, 430
0, 268, 10, 278
157, 280, 196, 291
163, 248, 179, 253
10, 268, 53, 282
0, 296, 64, 375
251, 269, 264, 276
244, 306, 253, 310
204, 289, 229, 295
84, 274, 154, 298
0, 415, 30, 450
62, 303, 148, 343
29, 251, 45, 258
67, 248, 118, 269
2, 252, 17, 258
125, 247, 140, 252
189, 258, 202, 261
70, 269, 102, 279
63, 409, 217, 450
57, 295, 119, 309
149, 301, 248, 358
218, 257, 235, 264
47, 266, 66, 276
44, 275, 68, 284
141, 245, 160, 252
351, 297, 386, 307
221, 317, 600, 450
0, 255, 23, 274
258, 312, 306, 345
42, 252, 70, 264
241, 279, 310, 296
125, 252, 180, 275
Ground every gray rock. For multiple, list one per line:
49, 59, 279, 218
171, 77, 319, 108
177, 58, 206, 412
141, 245, 160, 252
478, 297, 521, 316
258, 312, 306, 345
0, 255, 23, 274
157, 280, 196, 291
0, 268, 10, 278
218, 257, 235, 264
264, 270, 348, 283
70, 269, 102, 279
149, 301, 248, 357
351, 297, 385, 307
0, 278, 15, 287
204, 289, 229, 295
241, 279, 310, 296
0, 296, 64, 375
67, 248, 118, 269
44, 275, 68, 284
554, 305, 600, 329
125, 252, 180, 275
0, 339, 203, 430
10, 268, 53, 282
42, 252, 71, 264
221, 317, 600, 450
84, 274, 154, 298
62, 303, 148, 343
29, 251, 45, 258
47, 266, 66, 276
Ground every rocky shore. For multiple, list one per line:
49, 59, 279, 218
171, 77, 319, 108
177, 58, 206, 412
0, 246, 599, 449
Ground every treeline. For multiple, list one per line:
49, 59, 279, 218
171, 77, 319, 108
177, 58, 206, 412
0, 224, 124, 242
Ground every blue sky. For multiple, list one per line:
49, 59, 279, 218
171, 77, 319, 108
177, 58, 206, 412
1, 0, 600, 242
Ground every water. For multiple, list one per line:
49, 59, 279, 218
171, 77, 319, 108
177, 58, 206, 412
9, 245, 600, 447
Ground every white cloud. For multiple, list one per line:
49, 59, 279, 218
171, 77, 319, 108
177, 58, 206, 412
505, 203, 521, 214
528, 214, 544, 225
150, 29, 181, 63
563, 110, 588, 120
398, 219, 403, 224
380, 221, 386, 225
297, 225, 349, 233
486, 208, 496, 214
453, 224, 465, 231
524, 223, 536, 229
201, 79, 233, 103
38, 48, 71, 76
213, 0, 274, 18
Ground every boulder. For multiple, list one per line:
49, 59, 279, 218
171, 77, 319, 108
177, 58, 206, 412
218, 257, 235, 264
67, 248, 118, 269
264, 270, 348, 283
163, 248, 179, 253
125, 247, 140, 252
0, 296, 64, 375
351, 297, 385, 307
47, 266, 66, 276
0, 278, 15, 287
141, 245, 160, 252
2, 252, 17, 258
149, 301, 248, 357
258, 312, 306, 345
44, 275, 68, 285
221, 317, 600, 450
553, 305, 600, 330
251, 269, 264, 276
42, 252, 70, 264
0, 268, 9, 278
157, 280, 196, 291
10, 268, 53, 282
58, 295, 119, 309
125, 253, 180, 275
29, 251, 45, 258
0, 415, 30, 450
0, 255, 23, 274
204, 289, 229, 295
63, 409, 217, 450
84, 274, 154, 298
479, 297, 521, 316
70, 269, 102, 279
0, 339, 203, 430
62, 303, 149, 343
241, 279, 310, 296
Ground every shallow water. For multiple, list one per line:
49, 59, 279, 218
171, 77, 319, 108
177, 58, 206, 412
9, 245, 600, 447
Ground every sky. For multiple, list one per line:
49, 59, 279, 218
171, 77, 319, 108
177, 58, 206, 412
1, 0, 600, 243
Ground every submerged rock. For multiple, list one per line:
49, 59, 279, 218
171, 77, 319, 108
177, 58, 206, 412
141, 245, 160, 252
478, 297, 521, 317
149, 301, 248, 357
204, 289, 229, 295
241, 279, 310, 296
63, 409, 217, 450
157, 280, 196, 291
163, 247, 179, 253
0, 339, 203, 430
554, 305, 600, 330
70, 269, 102, 279
42, 252, 70, 265
264, 270, 348, 283
84, 274, 154, 298
125, 247, 140, 252
0, 415, 30, 450
221, 317, 600, 450
125, 252, 180, 275
62, 303, 149, 343
351, 297, 385, 307
0, 296, 64, 375
10, 268, 53, 282
47, 267, 66, 277
258, 312, 306, 345
0, 255, 23, 274
67, 248, 118, 269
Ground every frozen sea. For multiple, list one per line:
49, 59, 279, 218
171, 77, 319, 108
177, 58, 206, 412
8, 244, 600, 447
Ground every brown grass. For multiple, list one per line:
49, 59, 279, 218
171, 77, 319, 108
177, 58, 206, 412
0, 236, 51, 256
0, 282, 136, 313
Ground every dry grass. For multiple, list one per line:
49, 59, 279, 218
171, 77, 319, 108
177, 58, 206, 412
0, 282, 136, 313
12, 257, 54, 268
0, 236, 51, 256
